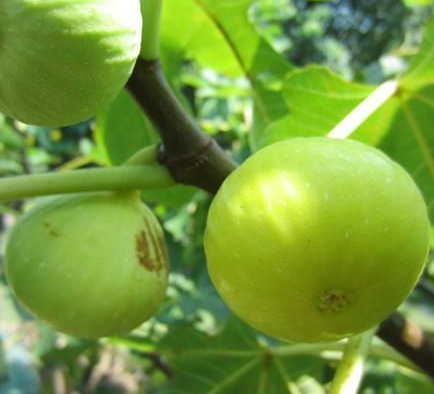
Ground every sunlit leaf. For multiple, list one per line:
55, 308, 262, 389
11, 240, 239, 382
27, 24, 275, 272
401, 18, 434, 88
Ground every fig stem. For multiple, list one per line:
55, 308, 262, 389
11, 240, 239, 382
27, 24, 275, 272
124, 144, 159, 165
0, 165, 175, 202
328, 328, 376, 394
272, 340, 416, 372
140, 0, 164, 60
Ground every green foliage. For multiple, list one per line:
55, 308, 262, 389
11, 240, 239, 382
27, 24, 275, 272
95, 90, 159, 166
249, 66, 377, 150
405, 0, 434, 5
159, 318, 326, 394
249, 16, 434, 224
401, 17, 434, 88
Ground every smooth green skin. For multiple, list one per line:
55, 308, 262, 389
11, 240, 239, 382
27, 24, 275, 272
205, 137, 431, 343
5, 191, 169, 338
0, 0, 142, 127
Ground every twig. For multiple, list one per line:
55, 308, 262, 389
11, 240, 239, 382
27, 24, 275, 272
127, 59, 237, 194
329, 329, 376, 394
142, 351, 173, 379
377, 312, 434, 379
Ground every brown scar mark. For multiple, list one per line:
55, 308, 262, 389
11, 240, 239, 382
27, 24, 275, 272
135, 219, 167, 273
144, 216, 169, 272
136, 230, 154, 270
318, 289, 348, 312
44, 221, 59, 237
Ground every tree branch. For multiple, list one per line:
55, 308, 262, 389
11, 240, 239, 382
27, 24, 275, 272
127, 59, 237, 194
377, 312, 434, 379
142, 351, 173, 379
127, 58, 434, 381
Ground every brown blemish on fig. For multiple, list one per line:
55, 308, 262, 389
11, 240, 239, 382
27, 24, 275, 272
318, 289, 348, 312
44, 220, 59, 237
135, 218, 167, 273
136, 230, 155, 271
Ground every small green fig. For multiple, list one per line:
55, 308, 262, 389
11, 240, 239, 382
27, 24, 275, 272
205, 137, 430, 343
5, 191, 169, 338
0, 0, 142, 126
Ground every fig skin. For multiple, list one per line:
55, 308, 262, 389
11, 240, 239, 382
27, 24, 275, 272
0, 0, 142, 126
205, 137, 431, 343
5, 191, 169, 339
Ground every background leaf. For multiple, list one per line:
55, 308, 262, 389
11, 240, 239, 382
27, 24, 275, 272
95, 89, 158, 166
160, 318, 326, 394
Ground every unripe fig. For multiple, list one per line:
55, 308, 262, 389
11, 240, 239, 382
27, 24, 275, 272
5, 191, 168, 338
0, 0, 142, 126
205, 137, 430, 343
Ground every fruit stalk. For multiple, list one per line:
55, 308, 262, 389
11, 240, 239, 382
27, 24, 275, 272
271, 341, 416, 372
0, 165, 174, 202
140, 0, 164, 60
328, 329, 376, 394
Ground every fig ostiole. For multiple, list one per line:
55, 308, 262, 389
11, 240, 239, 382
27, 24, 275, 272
205, 137, 430, 343
5, 191, 169, 339
0, 0, 142, 127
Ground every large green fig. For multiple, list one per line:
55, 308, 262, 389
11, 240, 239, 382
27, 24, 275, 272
0, 0, 142, 126
5, 191, 169, 338
205, 137, 430, 343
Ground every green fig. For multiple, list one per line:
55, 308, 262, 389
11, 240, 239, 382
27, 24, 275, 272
0, 0, 142, 126
205, 137, 430, 343
5, 191, 169, 338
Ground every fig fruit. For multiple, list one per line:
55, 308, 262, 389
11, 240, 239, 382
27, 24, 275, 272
205, 137, 430, 343
0, 0, 142, 126
5, 191, 169, 338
